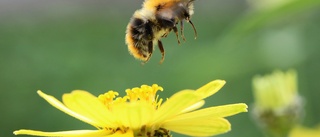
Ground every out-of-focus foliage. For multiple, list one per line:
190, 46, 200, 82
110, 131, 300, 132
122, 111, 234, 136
0, 0, 319, 137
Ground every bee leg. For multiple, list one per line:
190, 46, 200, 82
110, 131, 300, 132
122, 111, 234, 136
162, 32, 169, 38
186, 18, 197, 39
180, 21, 186, 41
143, 41, 153, 64
157, 40, 165, 64
173, 26, 181, 45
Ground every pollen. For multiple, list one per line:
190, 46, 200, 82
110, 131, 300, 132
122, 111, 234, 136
125, 84, 163, 103
98, 84, 164, 109
98, 91, 119, 106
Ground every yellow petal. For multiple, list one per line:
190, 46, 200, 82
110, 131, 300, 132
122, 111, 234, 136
105, 130, 134, 137
162, 117, 231, 136
289, 125, 320, 137
195, 80, 226, 99
151, 90, 202, 125
62, 90, 117, 128
180, 100, 205, 114
169, 103, 248, 121
13, 129, 110, 137
37, 90, 100, 127
112, 101, 154, 130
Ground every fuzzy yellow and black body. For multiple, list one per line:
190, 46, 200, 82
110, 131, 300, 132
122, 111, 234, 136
125, 0, 197, 63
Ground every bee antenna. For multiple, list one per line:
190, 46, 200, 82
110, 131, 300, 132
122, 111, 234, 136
188, 20, 197, 39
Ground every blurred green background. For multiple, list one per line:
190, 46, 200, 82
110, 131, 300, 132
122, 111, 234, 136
1, 0, 320, 137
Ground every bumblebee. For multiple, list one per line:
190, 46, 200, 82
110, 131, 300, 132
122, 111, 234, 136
125, 0, 197, 63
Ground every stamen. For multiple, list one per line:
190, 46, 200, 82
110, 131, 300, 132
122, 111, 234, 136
126, 87, 140, 101
98, 91, 119, 105
99, 85, 164, 109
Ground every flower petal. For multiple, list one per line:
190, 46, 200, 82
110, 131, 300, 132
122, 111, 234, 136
105, 130, 134, 137
195, 80, 226, 99
62, 90, 117, 128
37, 90, 100, 127
169, 103, 248, 121
13, 129, 110, 137
289, 125, 320, 137
112, 101, 154, 130
180, 100, 205, 114
151, 90, 202, 125
162, 117, 231, 136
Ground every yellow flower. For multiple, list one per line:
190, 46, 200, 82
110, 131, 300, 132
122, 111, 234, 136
252, 70, 303, 137
14, 80, 248, 137
252, 69, 301, 112
289, 125, 320, 137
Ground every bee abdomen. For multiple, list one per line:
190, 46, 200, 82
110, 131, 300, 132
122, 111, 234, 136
126, 17, 155, 61
130, 18, 154, 43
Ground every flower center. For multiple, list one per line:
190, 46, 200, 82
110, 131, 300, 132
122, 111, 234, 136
98, 84, 166, 135
136, 126, 172, 137
152, 128, 171, 137
98, 84, 163, 109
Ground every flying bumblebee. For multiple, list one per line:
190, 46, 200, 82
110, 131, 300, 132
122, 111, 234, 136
125, 0, 197, 64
